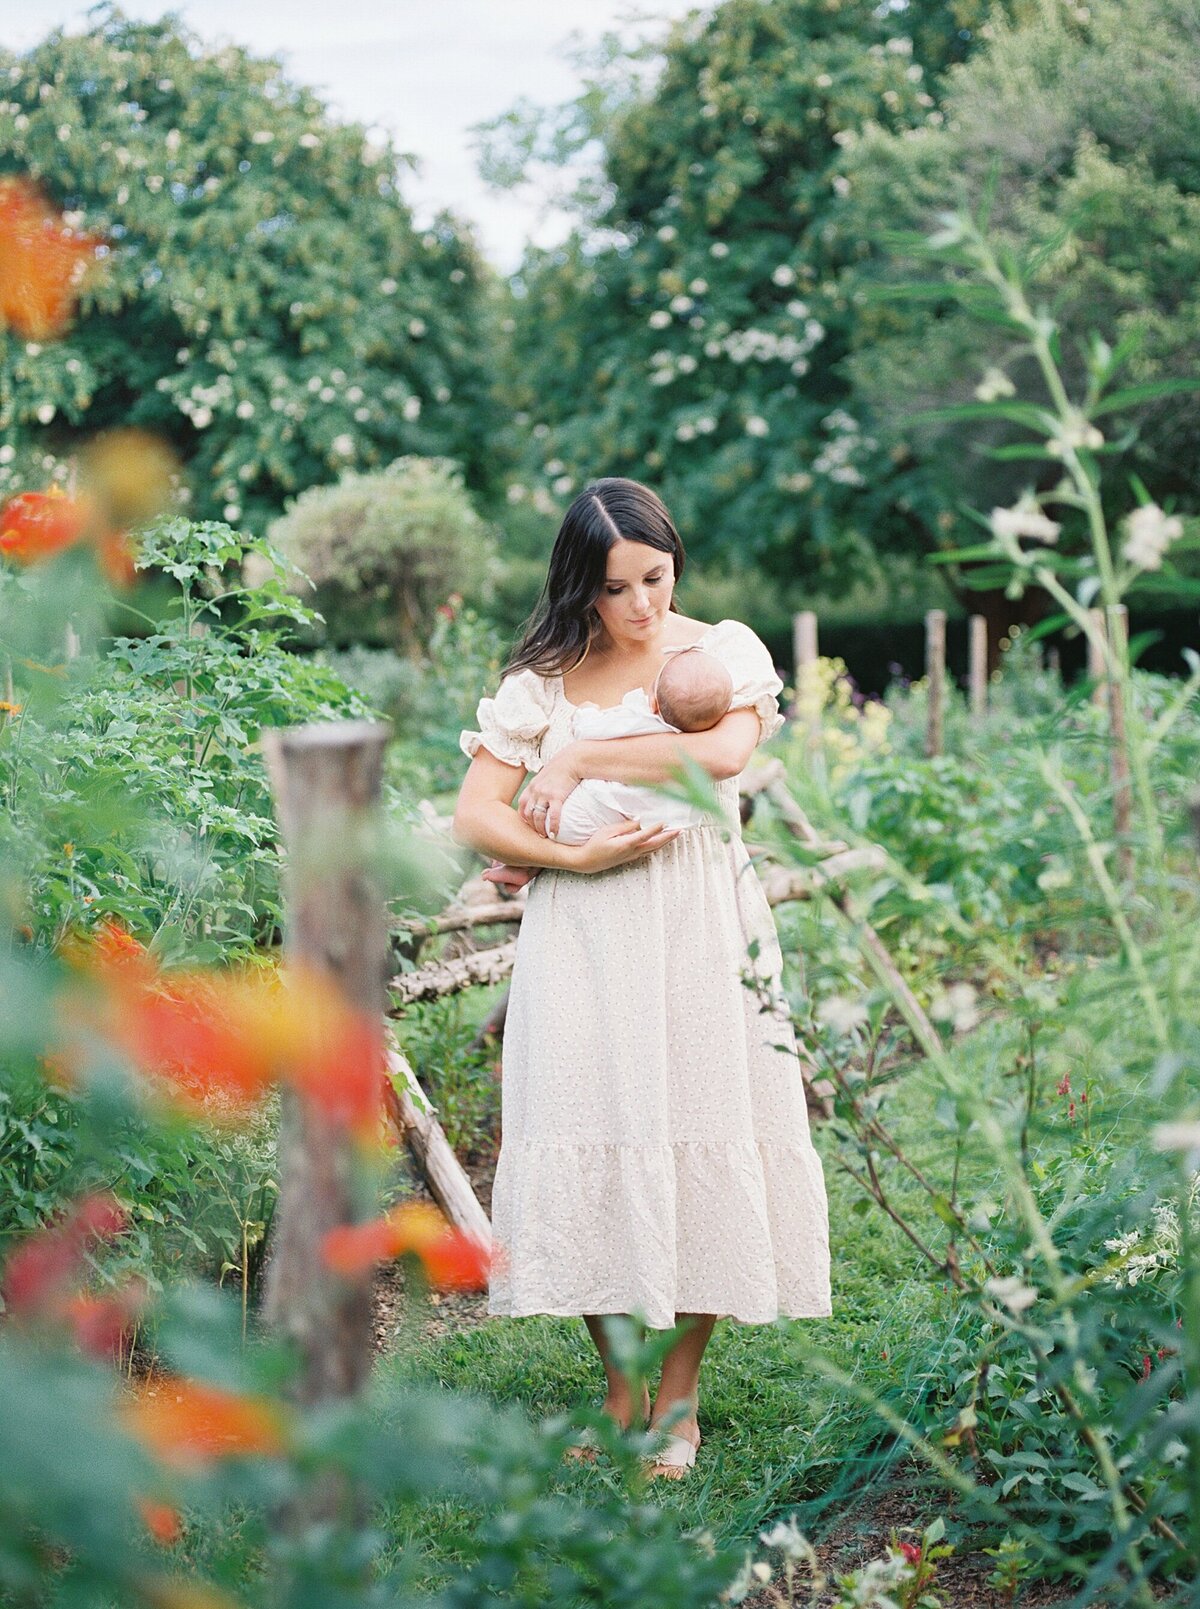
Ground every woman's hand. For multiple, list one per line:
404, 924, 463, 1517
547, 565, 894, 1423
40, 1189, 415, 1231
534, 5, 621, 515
566, 819, 682, 874
518, 746, 584, 839
482, 860, 540, 892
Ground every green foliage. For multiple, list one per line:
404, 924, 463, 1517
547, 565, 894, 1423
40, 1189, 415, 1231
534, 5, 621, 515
0, 7, 504, 527
478, 0, 1011, 588
0, 516, 380, 957
841, 0, 1200, 548
268, 456, 500, 652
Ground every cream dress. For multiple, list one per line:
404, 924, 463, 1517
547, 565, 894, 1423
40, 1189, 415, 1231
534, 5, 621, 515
458, 617, 832, 1329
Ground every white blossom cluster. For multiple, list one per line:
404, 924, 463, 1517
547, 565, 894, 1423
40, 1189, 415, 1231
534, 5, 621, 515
812, 408, 875, 487
1102, 1172, 1200, 1288
1121, 504, 1184, 572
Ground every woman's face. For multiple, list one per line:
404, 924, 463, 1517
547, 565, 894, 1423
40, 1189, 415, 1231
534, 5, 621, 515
591, 537, 675, 652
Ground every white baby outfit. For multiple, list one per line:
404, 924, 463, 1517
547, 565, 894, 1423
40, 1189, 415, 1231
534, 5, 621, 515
458, 617, 832, 1329
554, 676, 713, 845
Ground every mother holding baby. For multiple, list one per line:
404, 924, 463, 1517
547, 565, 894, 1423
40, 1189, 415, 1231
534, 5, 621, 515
452, 477, 831, 1480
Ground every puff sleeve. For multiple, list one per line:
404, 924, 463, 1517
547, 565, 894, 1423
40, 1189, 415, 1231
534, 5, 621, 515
459, 667, 555, 774
711, 619, 786, 746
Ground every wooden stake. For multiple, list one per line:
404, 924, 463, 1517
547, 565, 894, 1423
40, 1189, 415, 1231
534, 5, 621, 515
261, 719, 391, 1408
925, 609, 946, 758
1087, 607, 1107, 706
793, 610, 818, 676
1105, 604, 1134, 883
968, 615, 987, 721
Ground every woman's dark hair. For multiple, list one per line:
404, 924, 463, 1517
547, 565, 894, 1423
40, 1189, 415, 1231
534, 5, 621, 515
504, 478, 686, 678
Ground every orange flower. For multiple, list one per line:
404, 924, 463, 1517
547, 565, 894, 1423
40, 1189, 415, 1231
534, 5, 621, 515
0, 699, 21, 715
1, 1191, 126, 1315
0, 176, 101, 340
136, 1496, 183, 1546
121, 1378, 287, 1469
321, 1201, 490, 1290
0, 486, 93, 565
67, 929, 387, 1135
64, 1282, 146, 1360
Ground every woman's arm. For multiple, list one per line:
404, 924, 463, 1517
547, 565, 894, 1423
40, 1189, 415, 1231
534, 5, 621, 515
570, 707, 762, 785
452, 747, 683, 871
515, 707, 764, 840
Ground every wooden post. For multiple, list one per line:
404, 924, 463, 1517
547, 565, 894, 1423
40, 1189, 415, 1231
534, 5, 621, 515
968, 614, 987, 722
925, 609, 946, 758
64, 621, 81, 661
1087, 607, 1107, 707
792, 610, 820, 765
793, 610, 818, 676
1105, 604, 1134, 883
262, 720, 391, 1411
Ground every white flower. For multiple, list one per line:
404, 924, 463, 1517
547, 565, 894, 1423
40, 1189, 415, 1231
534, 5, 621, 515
688, 277, 708, 295
675, 422, 697, 441
930, 981, 980, 1033
832, 175, 851, 197
402, 395, 421, 421
771, 264, 796, 286
35, 402, 56, 424
379, 277, 397, 294
816, 72, 833, 88
886, 34, 913, 53
506, 483, 527, 503
1047, 413, 1104, 455
974, 367, 1016, 402
543, 459, 565, 476
347, 385, 364, 403
648, 309, 672, 329
235, 400, 255, 419
1122, 504, 1183, 573
353, 406, 370, 422
1152, 1122, 1200, 1156
165, 128, 181, 153
745, 415, 769, 437
990, 496, 1061, 545
786, 299, 810, 319
25, 341, 42, 357
552, 475, 575, 495
759, 1515, 814, 1563
332, 433, 354, 456
816, 995, 868, 1035
986, 1274, 1038, 1314
0, 444, 14, 464
306, 375, 322, 393
434, 385, 451, 403
696, 415, 717, 433
710, 240, 729, 258
298, 132, 321, 149
319, 386, 335, 402
223, 503, 241, 521
657, 224, 678, 242
191, 406, 212, 428
408, 317, 426, 337
677, 354, 698, 374
669, 294, 694, 314
782, 471, 813, 493
251, 129, 273, 144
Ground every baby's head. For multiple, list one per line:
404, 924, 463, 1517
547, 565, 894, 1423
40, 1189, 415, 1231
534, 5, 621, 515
650, 646, 733, 731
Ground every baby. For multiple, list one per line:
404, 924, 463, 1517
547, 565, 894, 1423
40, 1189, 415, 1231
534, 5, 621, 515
551, 643, 733, 844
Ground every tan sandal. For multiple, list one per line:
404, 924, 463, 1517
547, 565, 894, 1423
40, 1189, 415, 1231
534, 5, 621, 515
639, 1430, 701, 1477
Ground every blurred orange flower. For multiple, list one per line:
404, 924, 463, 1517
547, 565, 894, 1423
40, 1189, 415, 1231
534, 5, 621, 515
69, 924, 386, 1138
321, 1201, 490, 1289
1, 1190, 127, 1315
121, 1378, 287, 1469
0, 176, 101, 340
0, 486, 93, 565
137, 1496, 184, 1547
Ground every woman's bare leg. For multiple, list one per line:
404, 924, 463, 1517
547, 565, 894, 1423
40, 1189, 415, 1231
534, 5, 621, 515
563, 1313, 651, 1462
646, 1312, 717, 1479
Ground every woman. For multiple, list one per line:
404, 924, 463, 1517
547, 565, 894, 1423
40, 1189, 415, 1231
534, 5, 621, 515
452, 478, 831, 1480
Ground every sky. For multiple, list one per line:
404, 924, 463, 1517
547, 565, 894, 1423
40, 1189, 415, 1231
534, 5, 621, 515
5, 0, 703, 272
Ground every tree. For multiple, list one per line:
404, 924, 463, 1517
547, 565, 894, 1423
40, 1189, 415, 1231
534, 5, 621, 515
268, 456, 500, 653
839, 0, 1200, 578
0, 6, 507, 531
477, 0, 1009, 590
